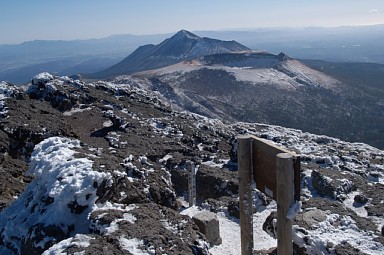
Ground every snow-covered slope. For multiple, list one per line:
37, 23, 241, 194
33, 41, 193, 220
135, 51, 340, 91
125, 49, 384, 150
0, 73, 383, 254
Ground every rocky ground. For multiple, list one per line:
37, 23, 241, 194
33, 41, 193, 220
0, 73, 383, 254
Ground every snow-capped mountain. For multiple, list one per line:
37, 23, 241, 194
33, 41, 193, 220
85, 30, 384, 150
88, 30, 249, 79
0, 73, 383, 254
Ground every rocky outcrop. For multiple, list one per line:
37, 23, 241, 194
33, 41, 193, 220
311, 169, 356, 201
0, 74, 233, 254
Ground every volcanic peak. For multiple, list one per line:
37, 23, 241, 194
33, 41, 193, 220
89, 30, 250, 78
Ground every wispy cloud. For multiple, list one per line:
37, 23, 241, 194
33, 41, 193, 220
369, 9, 379, 13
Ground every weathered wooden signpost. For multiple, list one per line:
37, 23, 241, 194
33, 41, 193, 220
237, 135, 301, 255
188, 162, 197, 207
238, 137, 254, 254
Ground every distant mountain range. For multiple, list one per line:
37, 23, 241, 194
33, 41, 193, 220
1, 24, 384, 84
197, 24, 384, 64
0, 34, 168, 84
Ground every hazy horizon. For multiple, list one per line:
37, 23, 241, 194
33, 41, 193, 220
2, 23, 384, 46
2, 0, 384, 44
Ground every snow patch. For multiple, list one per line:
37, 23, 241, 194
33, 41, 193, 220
159, 154, 172, 164
42, 234, 94, 255
32, 72, 54, 85
343, 191, 368, 217
0, 81, 17, 118
147, 117, 184, 138
287, 201, 302, 220
90, 203, 138, 234
119, 236, 155, 254
294, 214, 384, 255
181, 204, 277, 254
63, 106, 93, 116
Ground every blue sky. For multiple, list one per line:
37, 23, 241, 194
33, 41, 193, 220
1, 0, 384, 44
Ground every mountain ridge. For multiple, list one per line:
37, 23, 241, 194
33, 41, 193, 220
2, 25, 384, 84
121, 48, 384, 149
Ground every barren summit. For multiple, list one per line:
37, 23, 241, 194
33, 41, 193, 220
89, 30, 249, 79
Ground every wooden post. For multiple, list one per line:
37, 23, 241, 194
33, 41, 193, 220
237, 136, 254, 255
188, 162, 196, 207
276, 153, 294, 255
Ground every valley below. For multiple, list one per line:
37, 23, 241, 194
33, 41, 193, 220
129, 54, 384, 150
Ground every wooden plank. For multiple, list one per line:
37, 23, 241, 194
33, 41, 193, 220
276, 153, 294, 255
237, 135, 254, 255
251, 136, 300, 201
294, 156, 301, 202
